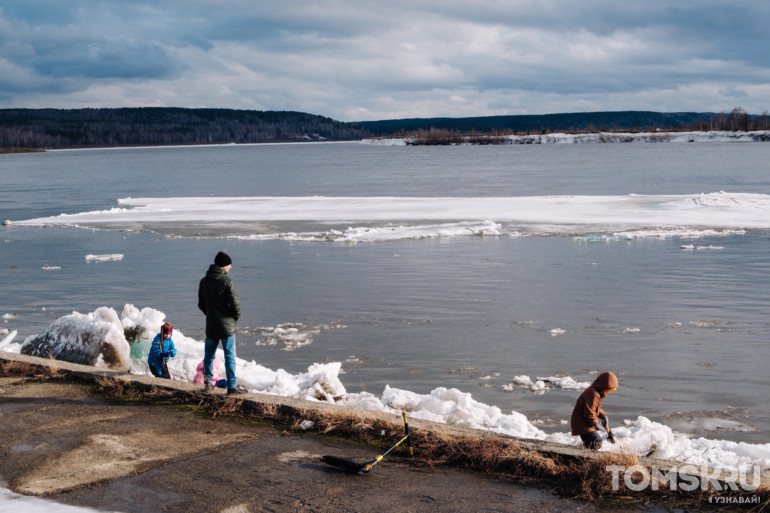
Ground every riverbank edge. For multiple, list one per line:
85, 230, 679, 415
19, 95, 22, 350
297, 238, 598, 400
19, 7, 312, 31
4, 128, 770, 152
0, 147, 45, 154
1, 351, 767, 505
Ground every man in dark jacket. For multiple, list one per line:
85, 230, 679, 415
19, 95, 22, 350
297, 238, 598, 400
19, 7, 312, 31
570, 371, 618, 449
198, 251, 246, 396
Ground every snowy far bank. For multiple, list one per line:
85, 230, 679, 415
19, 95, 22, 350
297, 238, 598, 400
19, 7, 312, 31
7, 192, 770, 242
1, 304, 768, 474
363, 130, 770, 146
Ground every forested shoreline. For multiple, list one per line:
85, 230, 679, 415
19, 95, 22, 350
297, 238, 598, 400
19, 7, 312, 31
0, 108, 371, 149
1, 107, 766, 149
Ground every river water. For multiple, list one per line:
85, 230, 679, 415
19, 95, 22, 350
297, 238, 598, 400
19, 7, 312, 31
1, 140, 769, 444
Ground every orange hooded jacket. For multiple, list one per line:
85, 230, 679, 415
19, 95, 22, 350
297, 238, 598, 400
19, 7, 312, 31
570, 371, 618, 436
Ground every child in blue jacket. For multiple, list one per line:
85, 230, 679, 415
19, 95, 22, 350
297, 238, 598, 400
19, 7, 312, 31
148, 322, 177, 379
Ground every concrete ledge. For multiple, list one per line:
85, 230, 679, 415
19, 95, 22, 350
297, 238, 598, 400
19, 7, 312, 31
2, 351, 767, 493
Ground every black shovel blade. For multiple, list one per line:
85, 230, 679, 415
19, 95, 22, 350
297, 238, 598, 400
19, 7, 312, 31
320, 455, 366, 473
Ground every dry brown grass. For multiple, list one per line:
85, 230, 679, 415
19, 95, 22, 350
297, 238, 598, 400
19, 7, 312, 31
93, 376, 134, 397
92, 376, 250, 419
563, 453, 769, 506
569, 452, 641, 500
0, 358, 62, 379
208, 396, 246, 418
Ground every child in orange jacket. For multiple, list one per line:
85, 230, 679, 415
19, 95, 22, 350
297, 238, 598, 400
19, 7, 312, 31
570, 371, 618, 449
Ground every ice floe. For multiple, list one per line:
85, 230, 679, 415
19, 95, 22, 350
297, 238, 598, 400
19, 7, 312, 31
9, 192, 770, 242
85, 254, 124, 262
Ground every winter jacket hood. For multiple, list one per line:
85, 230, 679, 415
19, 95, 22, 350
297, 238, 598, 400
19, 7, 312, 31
591, 371, 618, 395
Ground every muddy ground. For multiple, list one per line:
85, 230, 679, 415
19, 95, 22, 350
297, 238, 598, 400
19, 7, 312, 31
0, 376, 683, 513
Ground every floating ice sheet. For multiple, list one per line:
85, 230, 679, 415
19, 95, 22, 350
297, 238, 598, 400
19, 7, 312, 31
85, 254, 124, 262
10, 192, 770, 241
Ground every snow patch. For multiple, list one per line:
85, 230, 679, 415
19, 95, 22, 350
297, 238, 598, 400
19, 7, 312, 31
0, 481, 106, 512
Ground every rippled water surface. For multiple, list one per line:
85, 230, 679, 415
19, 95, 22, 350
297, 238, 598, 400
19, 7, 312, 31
2, 141, 769, 441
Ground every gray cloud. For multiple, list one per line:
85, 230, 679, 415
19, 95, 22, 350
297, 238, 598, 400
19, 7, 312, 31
1, 1, 769, 120
31, 40, 181, 79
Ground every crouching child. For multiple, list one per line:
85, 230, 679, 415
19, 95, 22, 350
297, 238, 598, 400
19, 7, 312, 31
148, 322, 177, 379
570, 371, 618, 450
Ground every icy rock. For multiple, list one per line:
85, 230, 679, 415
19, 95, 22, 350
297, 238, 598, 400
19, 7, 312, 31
20, 307, 130, 371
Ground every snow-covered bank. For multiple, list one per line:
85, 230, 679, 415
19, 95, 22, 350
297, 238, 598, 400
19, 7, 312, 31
2, 304, 768, 473
363, 130, 770, 146
8, 192, 770, 241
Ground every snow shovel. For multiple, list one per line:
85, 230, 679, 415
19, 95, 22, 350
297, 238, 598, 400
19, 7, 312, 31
321, 411, 413, 473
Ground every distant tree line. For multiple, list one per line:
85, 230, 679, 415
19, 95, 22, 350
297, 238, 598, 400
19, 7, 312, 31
0, 108, 372, 148
2, 107, 768, 149
360, 109, 770, 138
358, 111, 711, 136
391, 108, 770, 145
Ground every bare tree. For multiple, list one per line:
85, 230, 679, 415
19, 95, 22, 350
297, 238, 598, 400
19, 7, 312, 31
726, 107, 749, 131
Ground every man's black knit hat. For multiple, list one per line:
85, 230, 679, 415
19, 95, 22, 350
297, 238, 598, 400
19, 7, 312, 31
214, 251, 232, 267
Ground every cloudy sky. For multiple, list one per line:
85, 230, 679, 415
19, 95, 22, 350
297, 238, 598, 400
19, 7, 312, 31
1, 1, 769, 121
